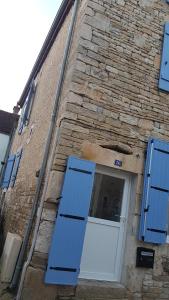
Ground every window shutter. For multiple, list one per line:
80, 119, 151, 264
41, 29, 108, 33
1, 154, 15, 188
139, 138, 169, 244
45, 156, 96, 286
159, 23, 169, 92
10, 150, 22, 187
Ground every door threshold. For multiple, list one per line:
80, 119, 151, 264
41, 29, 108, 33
79, 272, 118, 282
78, 278, 124, 289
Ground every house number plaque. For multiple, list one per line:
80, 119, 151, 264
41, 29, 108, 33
114, 160, 122, 167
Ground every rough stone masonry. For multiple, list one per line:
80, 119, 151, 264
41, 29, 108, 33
3, 0, 169, 299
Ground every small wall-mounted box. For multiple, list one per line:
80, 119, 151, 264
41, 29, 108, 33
136, 247, 155, 269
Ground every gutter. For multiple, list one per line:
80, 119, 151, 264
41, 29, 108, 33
17, 0, 73, 108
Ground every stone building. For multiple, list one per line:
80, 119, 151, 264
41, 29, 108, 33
1, 0, 169, 299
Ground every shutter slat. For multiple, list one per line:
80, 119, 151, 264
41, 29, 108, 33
159, 23, 169, 91
139, 138, 169, 244
10, 150, 22, 187
1, 154, 15, 188
45, 156, 96, 286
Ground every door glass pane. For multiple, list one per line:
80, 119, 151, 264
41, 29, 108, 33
89, 173, 125, 222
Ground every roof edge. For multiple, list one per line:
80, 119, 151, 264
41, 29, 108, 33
17, 0, 74, 108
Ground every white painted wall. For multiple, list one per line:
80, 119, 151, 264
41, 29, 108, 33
0, 133, 9, 172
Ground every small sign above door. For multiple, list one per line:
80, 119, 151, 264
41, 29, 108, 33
114, 160, 122, 167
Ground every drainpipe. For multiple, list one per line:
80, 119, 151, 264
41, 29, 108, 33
10, 0, 79, 296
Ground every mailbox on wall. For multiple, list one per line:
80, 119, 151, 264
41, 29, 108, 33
136, 247, 155, 269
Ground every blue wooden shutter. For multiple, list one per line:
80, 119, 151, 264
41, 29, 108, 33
45, 156, 96, 286
139, 138, 169, 244
159, 23, 169, 92
10, 149, 22, 187
1, 154, 15, 188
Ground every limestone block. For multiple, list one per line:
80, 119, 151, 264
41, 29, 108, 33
35, 221, 54, 254
139, 0, 154, 8
1, 232, 22, 283
62, 121, 90, 134
75, 60, 86, 73
80, 23, 92, 41
41, 208, 56, 222
76, 282, 128, 298
116, 0, 125, 6
134, 34, 146, 48
85, 13, 110, 32
67, 91, 83, 105
87, 1, 105, 13
21, 266, 57, 300
120, 113, 139, 126
106, 65, 119, 74
80, 38, 98, 52
138, 119, 154, 130
81, 141, 143, 174
45, 170, 64, 202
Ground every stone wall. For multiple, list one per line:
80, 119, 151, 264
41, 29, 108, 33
32, 0, 169, 299
3, 0, 169, 299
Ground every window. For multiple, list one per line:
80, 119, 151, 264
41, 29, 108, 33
18, 81, 36, 134
89, 173, 124, 222
1, 149, 22, 189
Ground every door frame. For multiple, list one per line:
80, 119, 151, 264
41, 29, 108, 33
79, 164, 132, 282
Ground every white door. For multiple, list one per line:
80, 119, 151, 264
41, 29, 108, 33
79, 166, 131, 282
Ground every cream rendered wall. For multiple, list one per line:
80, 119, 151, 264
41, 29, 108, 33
3, 7, 73, 237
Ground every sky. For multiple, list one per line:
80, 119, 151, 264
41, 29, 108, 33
0, 0, 63, 113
